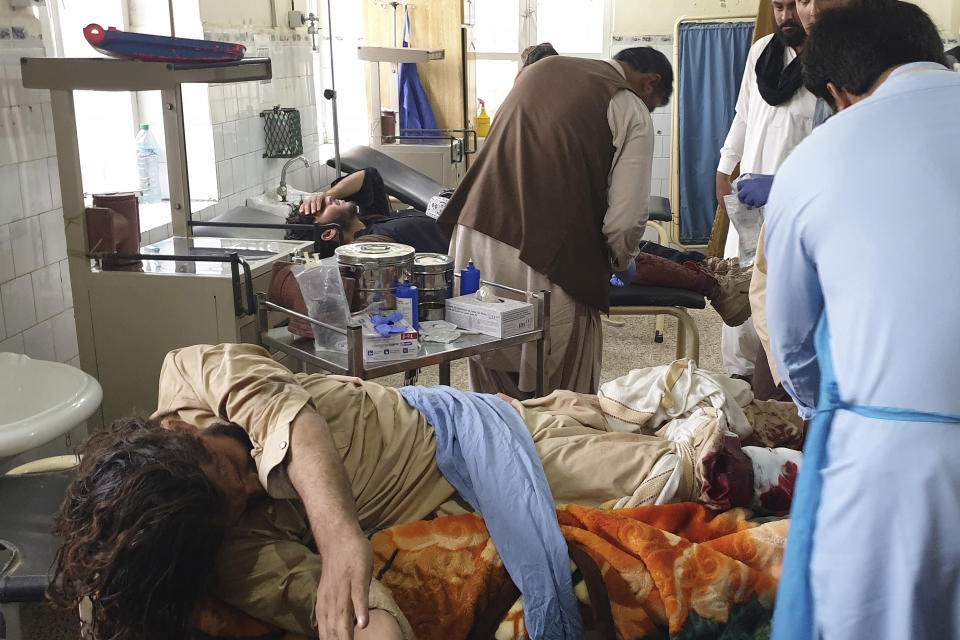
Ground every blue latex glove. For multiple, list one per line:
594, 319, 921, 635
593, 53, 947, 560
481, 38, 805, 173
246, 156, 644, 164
370, 312, 409, 337
610, 260, 637, 288
737, 173, 775, 208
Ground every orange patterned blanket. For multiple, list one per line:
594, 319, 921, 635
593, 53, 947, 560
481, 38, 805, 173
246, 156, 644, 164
371, 502, 788, 640
192, 503, 788, 640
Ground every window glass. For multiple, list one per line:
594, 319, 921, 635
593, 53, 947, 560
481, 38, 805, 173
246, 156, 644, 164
475, 59, 520, 118
536, 0, 605, 54
473, 0, 521, 52
57, 0, 141, 195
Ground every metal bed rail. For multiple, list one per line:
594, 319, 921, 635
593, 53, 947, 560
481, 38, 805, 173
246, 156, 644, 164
186, 220, 343, 256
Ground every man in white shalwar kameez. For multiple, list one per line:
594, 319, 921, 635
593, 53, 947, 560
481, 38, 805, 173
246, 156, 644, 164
763, 4, 960, 639
715, 0, 817, 379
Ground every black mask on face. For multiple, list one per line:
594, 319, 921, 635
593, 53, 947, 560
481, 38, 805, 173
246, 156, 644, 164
777, 19, 807, 47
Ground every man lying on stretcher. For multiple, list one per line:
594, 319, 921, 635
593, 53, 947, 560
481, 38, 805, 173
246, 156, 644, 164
284, 166, 753, 329
284, 167, 450, 254
49, 343, 803, 640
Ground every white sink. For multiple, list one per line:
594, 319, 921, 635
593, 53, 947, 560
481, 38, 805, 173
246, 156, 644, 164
0, 353, 102, 458
246, 188, 313, 218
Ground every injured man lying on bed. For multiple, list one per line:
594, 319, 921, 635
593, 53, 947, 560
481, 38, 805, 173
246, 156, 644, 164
49, 343, 804, 640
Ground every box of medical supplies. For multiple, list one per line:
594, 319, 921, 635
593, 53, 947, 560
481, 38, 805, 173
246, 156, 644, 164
362, 329, 420, 363
444, 295, 534, 338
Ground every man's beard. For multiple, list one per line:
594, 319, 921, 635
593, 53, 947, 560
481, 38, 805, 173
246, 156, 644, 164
777, 20, 806, 47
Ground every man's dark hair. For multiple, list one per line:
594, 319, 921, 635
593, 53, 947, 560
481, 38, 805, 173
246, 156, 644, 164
613, 46, 674, 103
522, 42, 559, 67
284, 203, 358, 241
205, 421, 254, 452
802, 0, 947, 110
48, 417, 227, 640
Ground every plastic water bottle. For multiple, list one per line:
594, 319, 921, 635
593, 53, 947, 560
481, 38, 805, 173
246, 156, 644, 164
135, 123, 161, 204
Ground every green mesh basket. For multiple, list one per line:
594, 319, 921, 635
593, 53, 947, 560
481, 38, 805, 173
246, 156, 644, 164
260, 106, 303, 158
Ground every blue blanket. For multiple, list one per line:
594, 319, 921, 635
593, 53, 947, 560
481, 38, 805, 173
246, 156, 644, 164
398, 386, 583, 640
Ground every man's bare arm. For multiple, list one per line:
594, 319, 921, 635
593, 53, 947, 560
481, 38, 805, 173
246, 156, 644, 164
285, 407, 373, 640
300, 170, 366, 214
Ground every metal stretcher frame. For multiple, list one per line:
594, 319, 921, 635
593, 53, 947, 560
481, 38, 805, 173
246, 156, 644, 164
257, 282, 551, 396
608, 304, 700, 362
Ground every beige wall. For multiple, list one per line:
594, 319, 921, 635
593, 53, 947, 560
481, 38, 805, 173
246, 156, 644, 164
1, 4, 42, 36
613, 0, 756, 35
613, 0, 958, 37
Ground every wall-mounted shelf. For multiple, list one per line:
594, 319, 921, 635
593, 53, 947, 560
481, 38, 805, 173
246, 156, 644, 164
21, 56, 272, 91
357, 46, 444, 64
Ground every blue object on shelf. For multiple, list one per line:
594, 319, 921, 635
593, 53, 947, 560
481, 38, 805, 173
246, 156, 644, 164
84, 23, 245, 63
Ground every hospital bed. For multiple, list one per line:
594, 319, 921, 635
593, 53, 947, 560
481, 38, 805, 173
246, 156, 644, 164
0, 468, 75, 635
0, 465, 615, 640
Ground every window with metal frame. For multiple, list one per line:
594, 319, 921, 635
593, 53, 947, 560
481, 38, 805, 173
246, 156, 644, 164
471, 0, 612, 117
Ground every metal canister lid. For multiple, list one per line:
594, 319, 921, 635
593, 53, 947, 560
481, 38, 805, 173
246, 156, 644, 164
335, 242, 415, 265
413, 252, 454, 273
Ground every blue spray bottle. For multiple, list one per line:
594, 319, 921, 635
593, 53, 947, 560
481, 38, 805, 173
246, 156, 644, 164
460, 260, 481, 296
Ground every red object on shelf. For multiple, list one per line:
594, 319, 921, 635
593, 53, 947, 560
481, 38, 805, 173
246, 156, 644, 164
83, 24, 246, 63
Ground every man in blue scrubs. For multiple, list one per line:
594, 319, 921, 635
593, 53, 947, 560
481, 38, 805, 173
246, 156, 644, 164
764, 3, 960, 639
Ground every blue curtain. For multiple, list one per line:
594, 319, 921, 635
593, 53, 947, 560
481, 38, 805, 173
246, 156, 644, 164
677, 22, 754, 244
398, 6, 439, 139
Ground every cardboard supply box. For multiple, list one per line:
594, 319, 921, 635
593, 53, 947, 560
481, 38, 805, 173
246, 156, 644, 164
362, 329, 420, 363
444, 294, 535, 338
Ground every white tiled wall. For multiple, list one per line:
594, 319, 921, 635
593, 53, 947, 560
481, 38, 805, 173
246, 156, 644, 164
192, 28, 325, 226
611, 35, 674, 201
0, 39, 76, 365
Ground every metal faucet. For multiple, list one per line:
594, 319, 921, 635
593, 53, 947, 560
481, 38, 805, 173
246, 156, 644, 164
278, 156, 310, 202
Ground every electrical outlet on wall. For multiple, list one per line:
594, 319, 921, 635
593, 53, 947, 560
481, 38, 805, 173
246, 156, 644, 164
288, 10, 304, 29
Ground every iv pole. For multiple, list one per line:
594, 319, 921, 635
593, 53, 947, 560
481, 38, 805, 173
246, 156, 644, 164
324, 0, 342, 179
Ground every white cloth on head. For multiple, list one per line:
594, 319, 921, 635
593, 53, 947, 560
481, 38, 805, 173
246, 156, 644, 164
596, 359, 755, 438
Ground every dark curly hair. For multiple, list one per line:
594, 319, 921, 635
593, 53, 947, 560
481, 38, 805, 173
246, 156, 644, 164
48, 416, 227, 640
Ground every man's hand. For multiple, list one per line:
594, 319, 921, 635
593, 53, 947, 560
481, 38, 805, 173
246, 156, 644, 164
716, 172, 733, 211
315, 530, 373, 639
737, 174, 775, 208
610, 260, 637, 287
300, 193, 327, 215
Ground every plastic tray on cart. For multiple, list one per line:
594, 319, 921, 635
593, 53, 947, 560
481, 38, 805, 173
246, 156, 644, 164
83, 23, 245, 63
